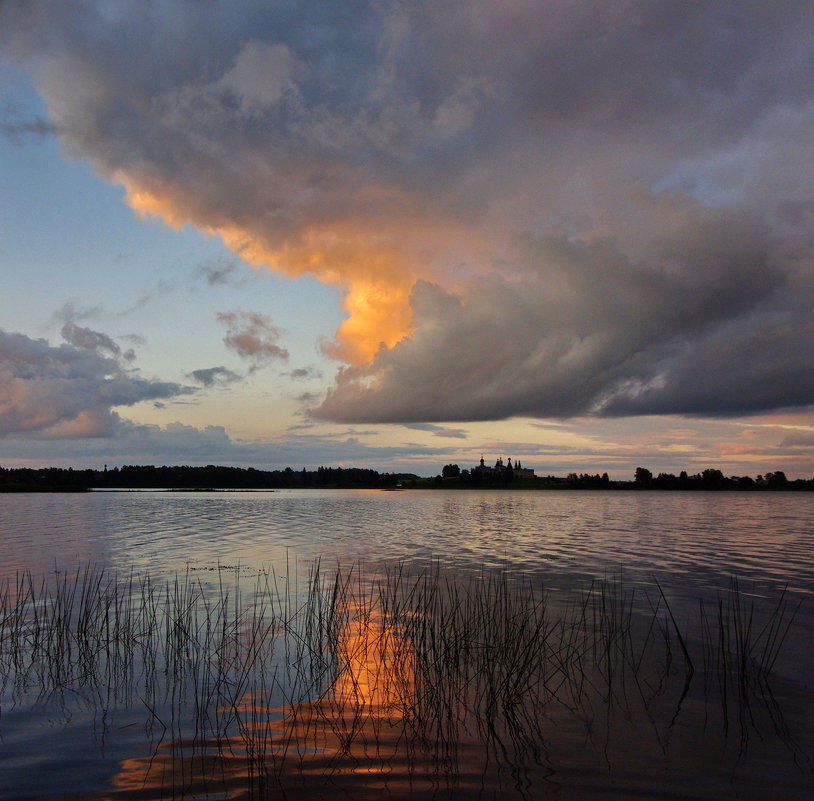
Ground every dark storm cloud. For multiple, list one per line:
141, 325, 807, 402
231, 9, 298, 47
315, 200, 803, 421
0, 329, 190, 437
4, 2, 814, 422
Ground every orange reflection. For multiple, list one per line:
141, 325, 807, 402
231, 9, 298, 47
329, 605, 415, 715
105, 606, 422, 799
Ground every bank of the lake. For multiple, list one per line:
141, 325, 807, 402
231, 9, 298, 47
2, 462, 813, 492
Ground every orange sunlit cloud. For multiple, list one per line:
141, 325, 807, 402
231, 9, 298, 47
121, 176, 425, 363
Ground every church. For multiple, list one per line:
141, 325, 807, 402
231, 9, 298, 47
473, 456, 534, 480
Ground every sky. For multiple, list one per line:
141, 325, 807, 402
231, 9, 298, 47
2, 0, 814, 479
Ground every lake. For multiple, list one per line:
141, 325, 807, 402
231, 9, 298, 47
1, 489, 813, 800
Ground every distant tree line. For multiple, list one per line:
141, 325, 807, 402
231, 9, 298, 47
0, 464, 417, 492
1, 463, 812, 492
437, 464, 813, 490
629, 467, 797, 490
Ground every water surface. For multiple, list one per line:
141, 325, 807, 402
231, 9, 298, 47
1, 489, 812, 799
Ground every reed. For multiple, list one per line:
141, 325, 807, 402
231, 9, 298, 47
0, 561, 801, 797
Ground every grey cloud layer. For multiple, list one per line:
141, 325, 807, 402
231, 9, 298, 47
0, 416, 447, 471
3, 2, 814, 422
0, 329, 188, 437
317, 200, 804, 421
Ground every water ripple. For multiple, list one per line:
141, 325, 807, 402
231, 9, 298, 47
2, 489, 812, 599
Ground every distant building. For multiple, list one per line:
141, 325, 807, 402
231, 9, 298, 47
512, 459, 535, 480
473, 456, 534, 480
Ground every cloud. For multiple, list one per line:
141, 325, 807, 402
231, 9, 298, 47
779, 431, 814, 449
0, 328, 190, 437
314, 199, 808, 422
217, 311, 289, 368
214, 41, 299, 114
61, 321, 122, 358
50, 288, 176, 327
189, 366, 243, 387
405, 423, 467, 439
50, 301, 105, 326
296, 391, 321, 405
287, 367, 321, 380
1, 113, 58, 144
0, 416, 446, 472
61, 321, 137, 364
194, 256, 250, 287
1, 97, 59, 143
4, 2, 814, 421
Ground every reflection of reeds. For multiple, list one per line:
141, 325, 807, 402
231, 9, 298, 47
0, 562, 803, 798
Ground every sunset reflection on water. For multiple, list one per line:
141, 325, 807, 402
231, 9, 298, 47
106, 604, 437, 800
96, 573, 814, 801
